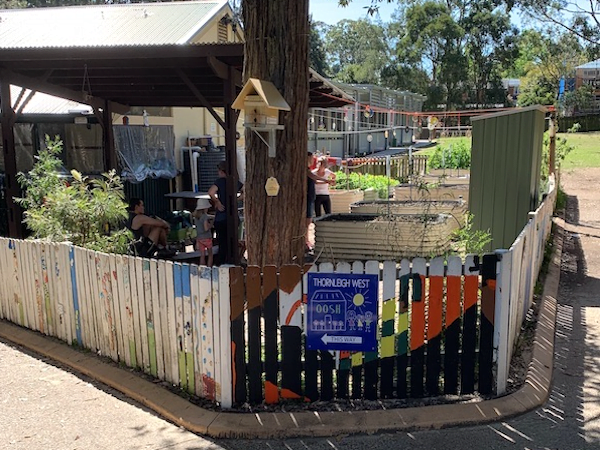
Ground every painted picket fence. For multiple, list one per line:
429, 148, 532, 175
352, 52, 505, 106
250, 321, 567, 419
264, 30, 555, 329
0, 240, 232, 406
228, 255, 500, 404
494, 176, 557, 393
0, 177, 556, 407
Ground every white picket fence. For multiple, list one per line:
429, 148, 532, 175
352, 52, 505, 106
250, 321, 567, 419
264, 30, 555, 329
494, 176, 556, 393
0, 240, 233, 407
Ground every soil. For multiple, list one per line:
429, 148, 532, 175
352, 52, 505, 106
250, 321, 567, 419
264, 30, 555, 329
317, 213, 449, 223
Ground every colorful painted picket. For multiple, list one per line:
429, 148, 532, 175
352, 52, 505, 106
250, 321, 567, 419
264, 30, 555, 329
0, 240, 231, 407
229, 256, 490, 404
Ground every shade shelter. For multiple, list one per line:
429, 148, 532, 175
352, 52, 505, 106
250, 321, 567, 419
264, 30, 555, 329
0, 9, 349, 265
0, 42, 245, 240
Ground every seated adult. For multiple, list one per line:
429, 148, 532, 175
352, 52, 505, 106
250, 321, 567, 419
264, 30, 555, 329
126, 198, 174, 257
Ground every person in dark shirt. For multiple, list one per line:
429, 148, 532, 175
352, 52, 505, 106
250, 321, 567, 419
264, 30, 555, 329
126, 198, 174, 257
208, 161, 243, 264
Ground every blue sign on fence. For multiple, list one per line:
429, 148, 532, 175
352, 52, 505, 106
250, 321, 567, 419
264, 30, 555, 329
306, 272, 379, 352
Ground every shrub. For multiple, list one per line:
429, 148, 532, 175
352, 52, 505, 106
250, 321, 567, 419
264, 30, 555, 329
450, 213, 492, 256
15, 136, 132, 253
541, 123, 577, 181
332, 172, 399, 199
428, 140, 471, 170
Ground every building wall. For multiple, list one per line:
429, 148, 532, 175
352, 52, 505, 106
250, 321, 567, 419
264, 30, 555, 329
575, 63, 600, 111
188, 6, 243, 44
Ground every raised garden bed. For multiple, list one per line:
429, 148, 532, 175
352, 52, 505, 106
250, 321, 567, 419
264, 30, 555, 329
329, 189, 364, 214
314, 213, 458, 260
428, 168, 470, 178
393, 183, 470, 203
350, 200, 467, 227
362, 188, 380, 202
419, 175, 470, 186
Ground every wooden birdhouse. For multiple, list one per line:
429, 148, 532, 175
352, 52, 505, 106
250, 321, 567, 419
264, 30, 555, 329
232, 78, 291, 156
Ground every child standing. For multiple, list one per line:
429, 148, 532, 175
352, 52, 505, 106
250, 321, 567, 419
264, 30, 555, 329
193, 198, 214, 266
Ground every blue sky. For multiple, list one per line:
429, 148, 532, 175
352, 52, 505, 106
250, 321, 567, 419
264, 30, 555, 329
309, 0, 398, 25
309, 0, 592, 28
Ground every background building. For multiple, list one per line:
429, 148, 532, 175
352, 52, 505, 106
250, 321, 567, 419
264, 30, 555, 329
308, 83, 426, 158
575, 59, 600, 112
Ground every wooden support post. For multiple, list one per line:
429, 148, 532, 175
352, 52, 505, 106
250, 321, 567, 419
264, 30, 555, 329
224, 67, 240, 265
0, 79, 23, 237
548, 114, 556, 176
102, 100, 117, 171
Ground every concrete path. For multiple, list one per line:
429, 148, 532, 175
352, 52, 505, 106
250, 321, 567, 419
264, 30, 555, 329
0, 339, 223, 450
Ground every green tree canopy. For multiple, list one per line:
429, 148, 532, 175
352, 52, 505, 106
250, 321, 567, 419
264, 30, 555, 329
324, 18, 390, 83
309, 17, 329, 76
513, 30, 587, 107
517, 0, 600, 45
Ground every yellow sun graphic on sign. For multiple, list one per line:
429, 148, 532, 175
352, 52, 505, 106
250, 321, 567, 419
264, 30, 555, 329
353, 293, 365, 307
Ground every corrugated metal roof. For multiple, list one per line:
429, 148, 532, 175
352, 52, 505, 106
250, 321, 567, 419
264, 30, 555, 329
576, 59, 600, 70
0, 0, 227, 49
10, 85, 92, 114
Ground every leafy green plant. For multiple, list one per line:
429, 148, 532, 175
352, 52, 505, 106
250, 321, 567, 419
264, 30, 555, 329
333, 172, 399, 199
555, 185, 567, 211
16, 136, 132, 253
428, 140, 471, 170
450, 213, 492, 256
541, 122, 577, 181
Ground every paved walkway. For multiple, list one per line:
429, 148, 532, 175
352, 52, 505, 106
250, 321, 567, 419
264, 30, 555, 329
0, 338, 223, 450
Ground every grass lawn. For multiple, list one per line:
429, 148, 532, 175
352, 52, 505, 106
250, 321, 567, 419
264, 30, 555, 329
559, 132, 600, 170
418, 132, 600, 171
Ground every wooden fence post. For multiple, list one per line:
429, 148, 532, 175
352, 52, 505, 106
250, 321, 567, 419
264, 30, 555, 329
262, 265, 279, 404
68, 244, 83, 347
279, 265, 303, 400
479, 253, 498, 395
410, 258, 427, 397
444, 256, 462, 394
462, 254, 480, 394
230, 266, 246, 404
426, 257, 444, 396
379, 260, 397, 398
494, 249, 512, 395
218, 266, 233, 409
245, 266, 263, 404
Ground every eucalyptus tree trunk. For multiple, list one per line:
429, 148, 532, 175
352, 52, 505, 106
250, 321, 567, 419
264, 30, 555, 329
242, 0, 310, 267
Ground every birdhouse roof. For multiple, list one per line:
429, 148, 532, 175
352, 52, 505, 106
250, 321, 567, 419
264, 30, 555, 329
232, 78, 291, 111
